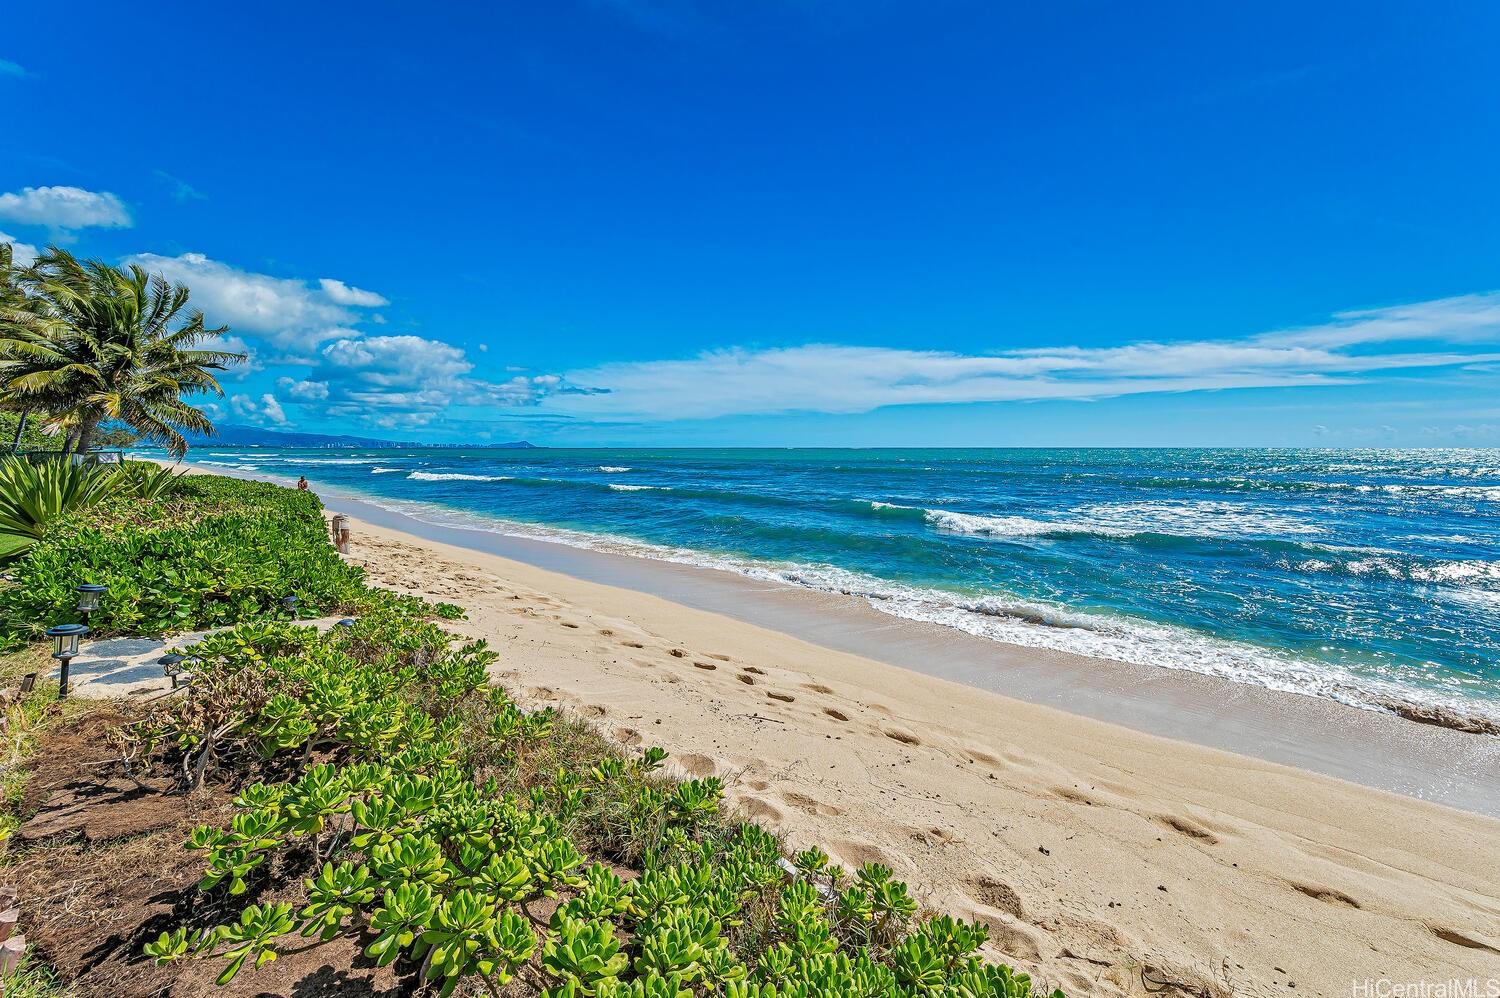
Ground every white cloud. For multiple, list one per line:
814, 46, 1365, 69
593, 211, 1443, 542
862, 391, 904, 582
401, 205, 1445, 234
1262, 292, 1500, 349
0, 185, 131, 230
320, 334, 472, 388
319, 278, 389, 307
276, 377, 331, 401
0, 231, 39, 267
230, 393, 288, 426
123, 252, 383, 352
0, 59, 27, 78
539, 291, 1500, 421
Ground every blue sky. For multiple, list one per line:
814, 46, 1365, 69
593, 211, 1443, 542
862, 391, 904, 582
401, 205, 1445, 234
3, 1, 1499, 446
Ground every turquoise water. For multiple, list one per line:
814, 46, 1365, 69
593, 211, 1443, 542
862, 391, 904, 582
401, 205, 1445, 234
186, 447, 1500, 722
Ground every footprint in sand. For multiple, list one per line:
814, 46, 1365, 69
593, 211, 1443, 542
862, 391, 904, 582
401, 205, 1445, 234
582, 704, 607, 718
802, 683, 835, 694
965, 875, 1029, 920
884, 728, 920, 746
829, 838, 910, 873
736, 796, 784, 824
1051, 785, 1114, 808
742, 666, 765, 675
767, 691, 796, 703
782, 791, 844, 817
669, 649, 687, 658
971, 914, 1044, 963
613, 727, 642, 746
676, 753, 718, 777
1157, 814, 1219, 844
707, 654, 732, 662
822, 708, 849, 722
1429, 925, 1500, 954
598, 628, 614, 636
737, 674, 756, 685
692, 661, 717, 670
1289, 882, 1360, 908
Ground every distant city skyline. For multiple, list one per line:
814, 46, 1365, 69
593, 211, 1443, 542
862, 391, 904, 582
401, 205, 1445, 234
4, 2, 1499, 446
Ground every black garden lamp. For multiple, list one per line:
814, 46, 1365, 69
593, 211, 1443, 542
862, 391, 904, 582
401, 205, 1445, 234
45, 623, 89, 700
75, 583, 107, 622
336, 618, 357, 628
160, 653, 188, 689
281, 594, 300, 617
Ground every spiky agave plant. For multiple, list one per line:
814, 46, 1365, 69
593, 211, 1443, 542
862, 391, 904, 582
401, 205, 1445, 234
0, 456, 126, 554
120, 460, 189, 501
0, 248, 244, 457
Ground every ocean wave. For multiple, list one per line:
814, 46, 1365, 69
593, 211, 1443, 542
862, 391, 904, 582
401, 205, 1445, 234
924, 510, 1075, 538
312, 490, 1499, 727
408, 471, 514, 482
921, 501, 1321, 542
197, 460, 259, 471
1354, 483, 1500, 501
1346, 556, 1500, 586
608, 483, 668, 491
371, 467, 404, 474
282, 457, 378, 466
598, 466, 632, 473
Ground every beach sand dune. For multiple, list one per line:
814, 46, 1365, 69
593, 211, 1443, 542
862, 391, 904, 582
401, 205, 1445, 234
341, 515, 1500, 997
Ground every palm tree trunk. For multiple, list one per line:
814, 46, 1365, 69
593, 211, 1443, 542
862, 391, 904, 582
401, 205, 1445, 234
8, 412, 24, 452
74, 418, 99, 457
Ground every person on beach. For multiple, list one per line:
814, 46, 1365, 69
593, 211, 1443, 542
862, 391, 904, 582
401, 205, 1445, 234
297, 476, 309, 491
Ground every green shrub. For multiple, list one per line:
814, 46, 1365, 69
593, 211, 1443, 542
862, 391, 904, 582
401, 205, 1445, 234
0, 473, 372, 645
139, 611, 1062, 998
0, 456, 127, 556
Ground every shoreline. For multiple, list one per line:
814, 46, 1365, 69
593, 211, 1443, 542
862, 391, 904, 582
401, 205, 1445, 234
185, 461, 1500, 816
163, 463, 1500, 992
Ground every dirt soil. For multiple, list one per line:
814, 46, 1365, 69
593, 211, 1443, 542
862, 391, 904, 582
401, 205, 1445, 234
4, 707, 421, 997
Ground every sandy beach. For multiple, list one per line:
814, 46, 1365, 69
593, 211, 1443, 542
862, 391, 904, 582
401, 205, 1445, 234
301, 494, 1500, 998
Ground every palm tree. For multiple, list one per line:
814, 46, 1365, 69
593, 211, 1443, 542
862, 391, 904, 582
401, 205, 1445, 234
0, 243, 48, 450
0, 247, 244, 456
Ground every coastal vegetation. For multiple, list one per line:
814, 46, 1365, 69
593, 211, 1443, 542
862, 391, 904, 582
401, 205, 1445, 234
0, 236, 1056, 995
0, 243, 241, 456
0, 472, 1062, 996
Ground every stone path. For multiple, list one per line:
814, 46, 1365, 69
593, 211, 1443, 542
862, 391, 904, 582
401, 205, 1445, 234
58, 617, 350, 700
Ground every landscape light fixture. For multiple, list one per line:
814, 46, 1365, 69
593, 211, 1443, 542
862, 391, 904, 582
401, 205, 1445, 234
75, 582, 107, 622
160, 653, 189, 689
336, 618, 357, 628
45, 623, 89, 699
281, 594, 299, 615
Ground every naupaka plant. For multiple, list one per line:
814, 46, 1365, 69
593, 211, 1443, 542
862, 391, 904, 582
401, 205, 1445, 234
136, 591, 1061, 998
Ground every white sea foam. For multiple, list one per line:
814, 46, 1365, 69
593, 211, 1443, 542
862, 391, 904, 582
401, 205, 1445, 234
924, 500, 1321, 541
1075, 500, 1321, 537
197, 460, 260, 471
307, 488, 1499, 725
282, 457, 378, 466
371, 467, 403, 474
608, 483, 667, 491
1345, 556, 1500, 585
924, 510, 1071, 538
598, 466, 632, 473
408, 471, 513, 482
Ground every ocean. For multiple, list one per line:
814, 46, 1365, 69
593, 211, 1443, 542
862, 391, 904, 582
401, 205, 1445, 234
184, 447, 1500, 724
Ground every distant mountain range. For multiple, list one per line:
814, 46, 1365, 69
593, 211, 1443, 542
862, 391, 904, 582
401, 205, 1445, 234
183, 425, 536, 450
